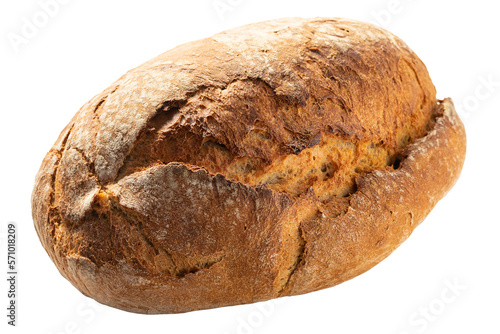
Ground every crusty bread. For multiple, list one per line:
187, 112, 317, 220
32, 17, 466, 314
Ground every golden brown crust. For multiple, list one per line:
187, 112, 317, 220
31, 17, 466, 314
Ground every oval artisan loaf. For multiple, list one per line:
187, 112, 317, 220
32, 17, 466, 314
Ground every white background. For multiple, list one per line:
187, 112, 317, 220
1, 1, 499, 333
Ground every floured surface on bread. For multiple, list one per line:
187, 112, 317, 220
31, 17, 466, 314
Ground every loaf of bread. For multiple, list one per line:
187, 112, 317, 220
32, 17, 466, 314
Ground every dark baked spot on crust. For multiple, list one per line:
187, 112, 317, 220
392, 154, 405, 170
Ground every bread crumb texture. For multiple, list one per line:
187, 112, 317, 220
32, 17, 466, 314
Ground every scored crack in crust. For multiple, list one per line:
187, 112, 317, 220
31, 17, 466, 314
116, 75, 433, 201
